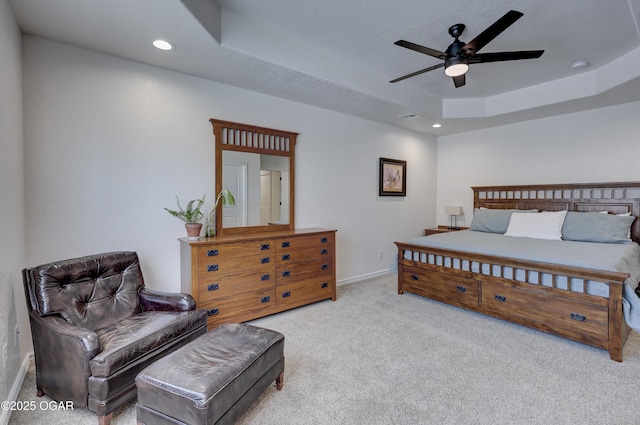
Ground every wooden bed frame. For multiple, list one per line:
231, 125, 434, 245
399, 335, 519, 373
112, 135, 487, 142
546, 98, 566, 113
396, 182, 640, 361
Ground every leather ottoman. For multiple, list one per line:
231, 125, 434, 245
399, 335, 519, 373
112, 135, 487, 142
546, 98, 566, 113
135, 323, 284, 425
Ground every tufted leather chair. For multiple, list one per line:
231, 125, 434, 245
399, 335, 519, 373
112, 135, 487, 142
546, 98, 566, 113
22, 251, 208, 425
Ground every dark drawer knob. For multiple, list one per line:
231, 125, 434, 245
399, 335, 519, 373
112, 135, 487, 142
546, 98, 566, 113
411, 274, 419, 281
282, 270, 291, 277
207, 249, 218, 257
282, 291, 291, 298
456, 286, 466, 293
207, 308, 219, 316
261, 257, 270, 264
261, 296, 271, 303
320, 237, 328, 243
321, 264, 329, 270
207, 284, 219, 291
571, 312, 587, 322
495, 295, 506, 302
261, 274, 271, 281
281, 241, 290, 248
260, 244, 270, 250
281, 254, 291, 261
321, 282, 329, 289
320, 249, 328, 255
207, 264, 218, 272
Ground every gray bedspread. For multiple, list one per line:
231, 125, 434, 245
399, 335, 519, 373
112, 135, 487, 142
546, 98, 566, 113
399, 230, 640, 332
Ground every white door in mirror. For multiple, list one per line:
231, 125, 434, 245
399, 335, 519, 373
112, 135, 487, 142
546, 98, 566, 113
222, 163, 247, 227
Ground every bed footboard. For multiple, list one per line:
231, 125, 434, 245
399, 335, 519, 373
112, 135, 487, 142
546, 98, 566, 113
395, 242, 631, 361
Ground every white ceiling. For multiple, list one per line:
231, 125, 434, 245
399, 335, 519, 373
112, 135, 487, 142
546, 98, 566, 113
9, 0, 640, 135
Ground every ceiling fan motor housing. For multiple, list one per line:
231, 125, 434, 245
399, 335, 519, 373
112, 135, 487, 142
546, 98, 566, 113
446, 39, 467, 58
444, 39, 469, 76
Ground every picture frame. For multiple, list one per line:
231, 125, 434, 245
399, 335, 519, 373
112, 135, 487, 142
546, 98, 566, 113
379, 157, 407, 196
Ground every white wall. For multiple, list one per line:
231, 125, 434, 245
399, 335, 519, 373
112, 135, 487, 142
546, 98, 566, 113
296, 113, 437, 281
0, 0, 27, 420
437, 101, 640, 227
23, 36, 438, 292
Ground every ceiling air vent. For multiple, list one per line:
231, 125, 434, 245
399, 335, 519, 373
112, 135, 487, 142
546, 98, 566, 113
398, 113, 419, 119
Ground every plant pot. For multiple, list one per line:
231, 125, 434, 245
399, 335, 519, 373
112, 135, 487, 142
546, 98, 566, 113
185, 223, 203, 239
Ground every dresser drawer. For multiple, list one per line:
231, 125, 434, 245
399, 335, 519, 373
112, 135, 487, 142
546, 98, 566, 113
197, 240, 275, 261
200, 288, 276, 326
277, 234, 333, 252
276, 258, 332, 284
198, 253, 274, 277
277, 244, 332, 263
198, 269, 275, 303
402, 266, 479, 307
481, 281, 609, 340
276, 276, 334, 308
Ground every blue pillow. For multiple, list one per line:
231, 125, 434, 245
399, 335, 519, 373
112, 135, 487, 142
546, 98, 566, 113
470, 209, 538, 234
561, 212, 634, 243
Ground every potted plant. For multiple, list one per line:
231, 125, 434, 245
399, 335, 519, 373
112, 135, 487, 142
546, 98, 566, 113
206, 189, 236, 237
165, 194, 206, 239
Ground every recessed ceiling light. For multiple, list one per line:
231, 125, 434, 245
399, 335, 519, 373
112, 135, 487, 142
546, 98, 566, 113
153, 39, 174, 51
570, 60, 589, 70
432, 123, 442, 128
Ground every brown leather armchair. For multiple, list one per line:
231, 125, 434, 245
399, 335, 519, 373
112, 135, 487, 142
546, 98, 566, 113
22, 251, 208, 425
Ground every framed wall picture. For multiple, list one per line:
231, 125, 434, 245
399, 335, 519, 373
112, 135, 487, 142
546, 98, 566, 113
379, 157, 406, 196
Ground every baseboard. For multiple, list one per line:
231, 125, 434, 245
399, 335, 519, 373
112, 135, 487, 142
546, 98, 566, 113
337, 269, 391, 286
0, 352, 34, 425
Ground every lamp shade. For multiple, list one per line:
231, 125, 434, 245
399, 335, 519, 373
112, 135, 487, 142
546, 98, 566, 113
444, 56, 469, 77
444, 62, 468, 77
445, 206, 463, 216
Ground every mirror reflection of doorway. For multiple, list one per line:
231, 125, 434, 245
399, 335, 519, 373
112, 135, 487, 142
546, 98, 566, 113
222, 162, 247, 227
222, 151, 289, 227
260, 170, 282, 225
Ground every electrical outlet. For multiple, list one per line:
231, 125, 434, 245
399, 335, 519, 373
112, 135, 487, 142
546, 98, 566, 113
378, 250, 383, 260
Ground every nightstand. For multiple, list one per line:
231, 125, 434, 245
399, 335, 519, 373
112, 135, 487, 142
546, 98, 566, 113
424, 226, 469, 236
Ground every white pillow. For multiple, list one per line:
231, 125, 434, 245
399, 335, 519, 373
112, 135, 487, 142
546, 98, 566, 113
598, 211, 631, 216
505, 211, 568, 241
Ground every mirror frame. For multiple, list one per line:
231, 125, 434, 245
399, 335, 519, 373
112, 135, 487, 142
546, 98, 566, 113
211, 119, 297, 236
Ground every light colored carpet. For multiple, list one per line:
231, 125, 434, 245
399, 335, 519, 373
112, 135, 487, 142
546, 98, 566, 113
9, 273, 640, 424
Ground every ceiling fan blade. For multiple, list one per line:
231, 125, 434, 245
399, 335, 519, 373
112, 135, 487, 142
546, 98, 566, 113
457, 10, 523, 57
389, 63, 444, 83
394, 40, 446, 60
469, 50, 544, 63
453, 74, 466, 88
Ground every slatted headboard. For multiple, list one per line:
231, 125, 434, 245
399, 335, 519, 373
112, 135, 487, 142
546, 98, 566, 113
472, 182, 640, 243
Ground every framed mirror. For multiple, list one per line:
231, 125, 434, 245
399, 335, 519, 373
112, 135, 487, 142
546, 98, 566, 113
211, 119, 297, 236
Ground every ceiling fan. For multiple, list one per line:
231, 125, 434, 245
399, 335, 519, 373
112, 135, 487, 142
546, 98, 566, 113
390, 10, 544, 88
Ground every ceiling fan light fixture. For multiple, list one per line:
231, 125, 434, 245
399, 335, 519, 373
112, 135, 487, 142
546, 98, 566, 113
444, 57, 469, 77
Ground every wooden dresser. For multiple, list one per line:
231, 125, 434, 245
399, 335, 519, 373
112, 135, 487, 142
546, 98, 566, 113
180, 228, 337, 329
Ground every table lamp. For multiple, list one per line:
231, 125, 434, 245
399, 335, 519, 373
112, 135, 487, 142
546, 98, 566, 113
445, 206, 463, 230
